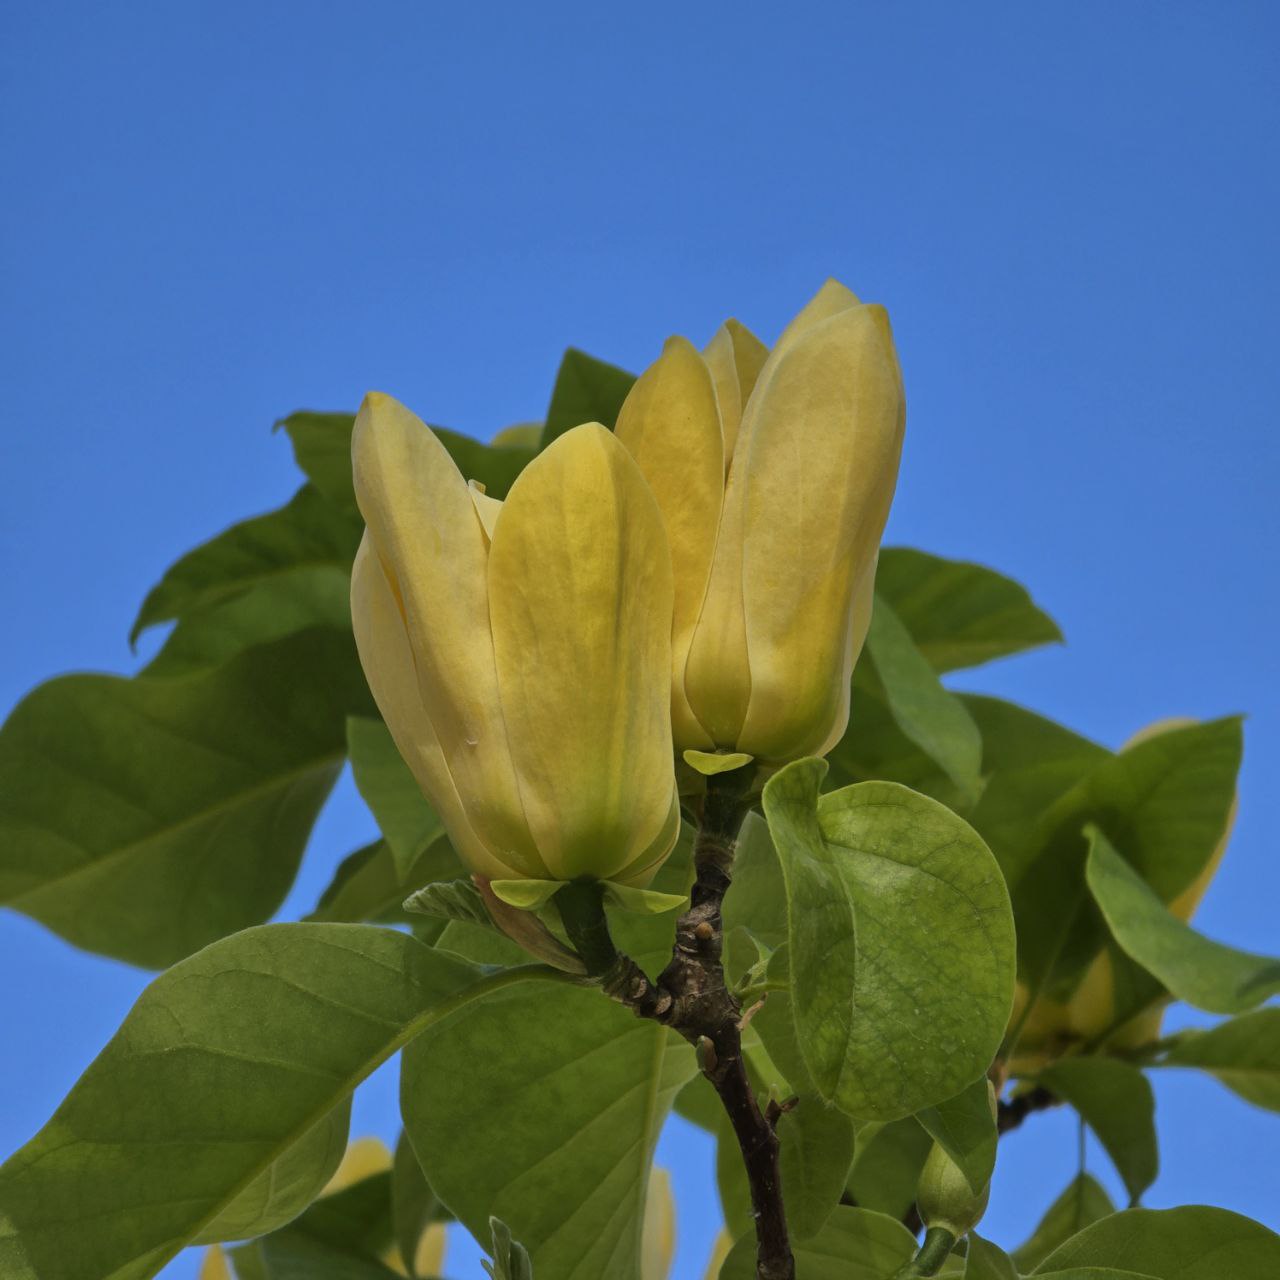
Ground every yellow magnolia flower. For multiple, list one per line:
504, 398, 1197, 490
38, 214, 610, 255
351, 393, 680, 889
615, 280, 905, 767
1008, 717, 1237, 1070
641, 1167, 676, 1280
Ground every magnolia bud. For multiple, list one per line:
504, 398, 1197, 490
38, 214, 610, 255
350, 393, 680, 892
616, 280, 905, 768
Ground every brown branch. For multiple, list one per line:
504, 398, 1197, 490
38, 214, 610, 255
560, 771, 794, 1280
997, 1084, 1058, 1135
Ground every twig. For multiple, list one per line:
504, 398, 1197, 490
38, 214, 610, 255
997, 1085, 1058, 1135
558, 770, 794, 1280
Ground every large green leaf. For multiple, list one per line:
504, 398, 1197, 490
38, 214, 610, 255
392, 1132, 444, 1273
716, 1095, 854, 1244
1012, 1173, 1115, 1273
1013, 718, 1242, 1000
347, 717, 446, 878
1039, 1057, 1157, 1204
539, 348, 636, 448
0, 923, 538, 1280
763, 761, 1015, 1120
845, 1117, 933, 1221
1087, 828, 1280, 1014
401, 978, 694, 1280
276, 410, 535, 506
130, 485, 362, 646
915, 1076, 997, 1196
198, 1102, 350, 1244
1158, 1009, 1280, 1111
275, 411, 365, 510
1032, 1206, 1280, 1277
863, 597, 983, 804
145, 567, 352, 677
719, 1205, 917, 1279
0, 628, 371, 967
254, 1232, 403, 1280
875, 547, 1063, 673
965, 1234, 1019, 1280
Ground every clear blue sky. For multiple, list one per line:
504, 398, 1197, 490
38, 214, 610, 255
2, 4, 1277, 1277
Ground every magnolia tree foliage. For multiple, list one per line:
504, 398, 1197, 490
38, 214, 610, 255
1, 282, 1277, 1280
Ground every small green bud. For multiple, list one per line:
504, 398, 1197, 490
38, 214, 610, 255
916, 1140, 991, 1238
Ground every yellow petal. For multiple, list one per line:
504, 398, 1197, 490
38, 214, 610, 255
468, 479, 503, 544
767, 277, 863, 365
615, 338, 724, 753
352, 393, 544, 877
199, 1247, 232, 1280
487, 424, 679, 880
641, 1167, 677, 1280
682, 447, 753, 749
414, 1221, 448, 1276
812, 554, 878, 760
351, 537, 511, 880
703, 1230, 733, 1280
736, 305, 905, 761
702, 319, 768, 466
323, 1136, 392, 1194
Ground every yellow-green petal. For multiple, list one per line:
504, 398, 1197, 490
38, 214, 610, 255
487, 423, 679, 880
737, 305, 905, 761
682, 748, 754, 777
682, 448, 753, 750
615, 337, 724, 753
350, 536, 510, 880
766, 277, 863, 367
351, 392, 542, 875
703, 318, 768, 466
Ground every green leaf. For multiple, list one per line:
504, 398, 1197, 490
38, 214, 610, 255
309, 837, 460, 927
965, 1234, 1019, 1280
1158, 1009, 1280, 1111
539, 348, 636, 448
131, 485, 362, 646
257, 1230, 403, 1279
718, 1205, 917, 1279
864, 596, 984, 804
1035, 1269, 1157, 1279
915, 1077, 997, 1196
275, 411, 364, 510
876, 548, 1063, 673
144, 567, 352, 677
199, 1101, 350, 1244
1012, 1173, 1115, 1273
401, 977, 694, 1280
717, 1095, 855, 1244
0, 628, 372, 967
1033, 1205, 1280, 1277
1014, 717, 1242, 999
347, 717, 446, 879
402, 876, 492, 926
1087, 827, 1280, 1014
262, 1166, 395, 1263
276, 410, 535, 505
0, 923, 534, 1280
846, 1117, 933, 1221
484, 1217, 535, 1280
1039, 1057, 1157, 1204
762, 761, 1015, 1120
392, 1133, 443, 1275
